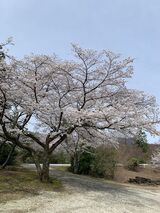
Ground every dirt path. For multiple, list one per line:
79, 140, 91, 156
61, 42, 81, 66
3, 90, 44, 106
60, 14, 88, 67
0, 168, 160, 213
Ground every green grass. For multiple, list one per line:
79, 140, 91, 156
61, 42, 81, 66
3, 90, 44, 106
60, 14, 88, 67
0, 166, 62, 203
50, 166, 69, 171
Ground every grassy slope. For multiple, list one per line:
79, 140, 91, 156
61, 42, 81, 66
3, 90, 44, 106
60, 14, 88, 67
0, 166, 62, 203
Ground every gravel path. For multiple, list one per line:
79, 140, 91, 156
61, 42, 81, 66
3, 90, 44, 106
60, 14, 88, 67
0, 168, 160, 213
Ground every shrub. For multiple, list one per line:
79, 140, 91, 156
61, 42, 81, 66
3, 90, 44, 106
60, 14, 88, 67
49, 151, 70, 164
69, 146, 95, 174
18, 149, 34, 163
127, 157, 140, 171
138, 158, 146, 164
90, 146, 117, 179
69, 145, 117, 179
77, 147, 95, 175
0, 142, 18, 165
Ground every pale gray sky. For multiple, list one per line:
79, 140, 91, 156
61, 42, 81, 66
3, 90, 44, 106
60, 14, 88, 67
1, 0, 160, 142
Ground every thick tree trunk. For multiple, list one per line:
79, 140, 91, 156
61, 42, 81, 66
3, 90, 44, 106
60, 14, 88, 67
40, 157, 50, 182
32, 154, 43, 179
33, 152, 50, 182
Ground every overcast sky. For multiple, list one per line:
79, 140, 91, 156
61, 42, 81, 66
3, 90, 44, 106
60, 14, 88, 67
1, 0, 160, 142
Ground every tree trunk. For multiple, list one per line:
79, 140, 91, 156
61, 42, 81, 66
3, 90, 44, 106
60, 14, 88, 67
72, 154, 80, 174
39, 152, 50, 182
40, 157, 50, 182
32, 154, 43, 180
32, 152, 50, 182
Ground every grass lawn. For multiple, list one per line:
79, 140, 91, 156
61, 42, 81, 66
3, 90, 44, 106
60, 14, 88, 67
0, 166, 62, 204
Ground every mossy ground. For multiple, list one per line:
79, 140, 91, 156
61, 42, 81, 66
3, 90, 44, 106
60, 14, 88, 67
0, 166, 62, 203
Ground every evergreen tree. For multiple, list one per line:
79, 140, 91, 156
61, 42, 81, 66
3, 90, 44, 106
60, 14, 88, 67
135, 130, 149, 153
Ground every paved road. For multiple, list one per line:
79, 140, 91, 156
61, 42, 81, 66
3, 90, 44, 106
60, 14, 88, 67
50, 169, 160, 213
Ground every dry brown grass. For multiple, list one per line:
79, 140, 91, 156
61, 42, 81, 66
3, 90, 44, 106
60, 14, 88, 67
0, 166, 62, 204
114, 166, 160, 183
117, 142, 160, 164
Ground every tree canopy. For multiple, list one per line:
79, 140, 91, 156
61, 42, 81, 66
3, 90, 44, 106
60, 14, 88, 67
0, 41, 159, 181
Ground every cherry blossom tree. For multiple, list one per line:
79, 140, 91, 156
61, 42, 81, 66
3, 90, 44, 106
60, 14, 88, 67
0, 42, 159, 182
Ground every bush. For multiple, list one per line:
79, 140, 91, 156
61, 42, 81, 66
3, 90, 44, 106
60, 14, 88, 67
77, 147, 95, 175
49, 151, 70, 164
0, 142, 18, 165
19, 149, 34, 163
69, 146, 95, 174
90, 146, 117, 179
69, 145, 117, 179
127, 157, 140, 171
138, 158, 146, 164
